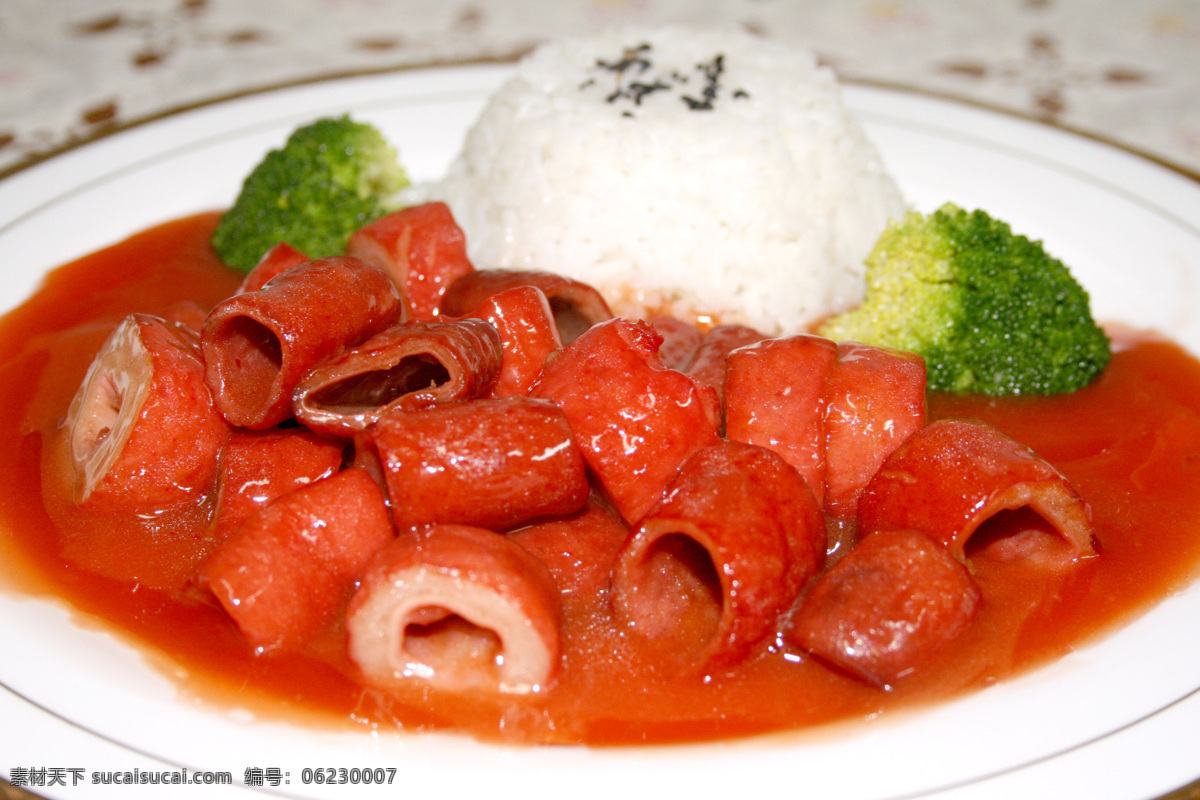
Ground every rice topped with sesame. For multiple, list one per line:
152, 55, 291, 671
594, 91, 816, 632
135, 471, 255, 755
415, 26, 907, 335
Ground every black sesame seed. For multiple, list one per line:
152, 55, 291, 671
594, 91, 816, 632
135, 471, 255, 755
584, 44, 751, 114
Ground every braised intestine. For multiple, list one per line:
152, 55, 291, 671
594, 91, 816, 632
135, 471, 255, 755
354, 396, 590, 532
346, 524, 561, 695
202, 468, 395, 653
236, 241, 311, 294
857, 419, 1098, 568
460, 285, 562, 398
821, 341, 928, 523
66, 313, 230, 511
292, 317, 503, 438
211, 427, 345, 534
530, 317, 721, 525
42, 313, 232, 591
785, 528, 982, 689
611, 441, 824, 671
724, 333, 839, 502
345, 201, 474, 321
441, 267, 614, 344
684, 323, 767, 408
200, 256, 403, 429
46, 200, 1102, 711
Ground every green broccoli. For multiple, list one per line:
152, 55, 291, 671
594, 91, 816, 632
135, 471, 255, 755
818, 203, 1111, 396
211, 115, 409, 272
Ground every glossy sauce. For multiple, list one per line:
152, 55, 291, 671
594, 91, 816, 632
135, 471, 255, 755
3, 213, 1200, 745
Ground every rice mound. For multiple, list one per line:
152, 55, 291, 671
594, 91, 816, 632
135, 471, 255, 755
418, 26, 907, 335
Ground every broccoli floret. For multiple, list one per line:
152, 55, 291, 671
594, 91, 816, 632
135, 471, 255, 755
818, 203, 1111, 396
211, 115, 409, 272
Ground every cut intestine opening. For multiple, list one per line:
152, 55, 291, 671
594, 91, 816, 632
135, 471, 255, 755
67, 317, 152, 503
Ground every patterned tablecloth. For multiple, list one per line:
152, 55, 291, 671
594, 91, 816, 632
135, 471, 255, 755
1, 2, 1199, 799
2, 0, 1199, 178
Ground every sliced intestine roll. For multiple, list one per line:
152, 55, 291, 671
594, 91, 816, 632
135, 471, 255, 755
212, 427, 346, 535
345, 202, 475, 321
202, 467, 395, 653
159, 300, 210, 333
459, 285, 562, 398
236, 241, 310, 294
646, 315, 705, 372
441, 268, 613, 344
354, 395, 589, 532
822, 341, 927, 523
346, 524, 561, 695
723, 336, 925, 523
531, 318, 720, 524
292, 317, 503, 438
785, 528, 982, 689
857, 418, 1098, 568
201, 256, 403, 429
684, 323, 767, 407
509, 494, 630, 608
724, 334, 838, 504
610, 441, 824, 672
45, 312, 232, 589
65, 312, 230, 512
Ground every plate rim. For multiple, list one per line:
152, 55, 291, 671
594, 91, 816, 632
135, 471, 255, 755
3, 55, 1197, 187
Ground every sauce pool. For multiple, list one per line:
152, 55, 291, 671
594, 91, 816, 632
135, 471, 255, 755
3, 213, 1200, 745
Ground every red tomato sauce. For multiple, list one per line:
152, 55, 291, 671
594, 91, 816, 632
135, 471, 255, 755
3, 213, 1200, 745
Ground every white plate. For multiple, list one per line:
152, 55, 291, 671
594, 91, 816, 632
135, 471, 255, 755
2, 65, 1200, 800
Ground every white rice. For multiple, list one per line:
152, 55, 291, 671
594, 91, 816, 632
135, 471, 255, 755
414, 26, 907, 335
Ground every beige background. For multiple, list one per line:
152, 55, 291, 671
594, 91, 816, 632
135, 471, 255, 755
1, 0, 1199, 178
